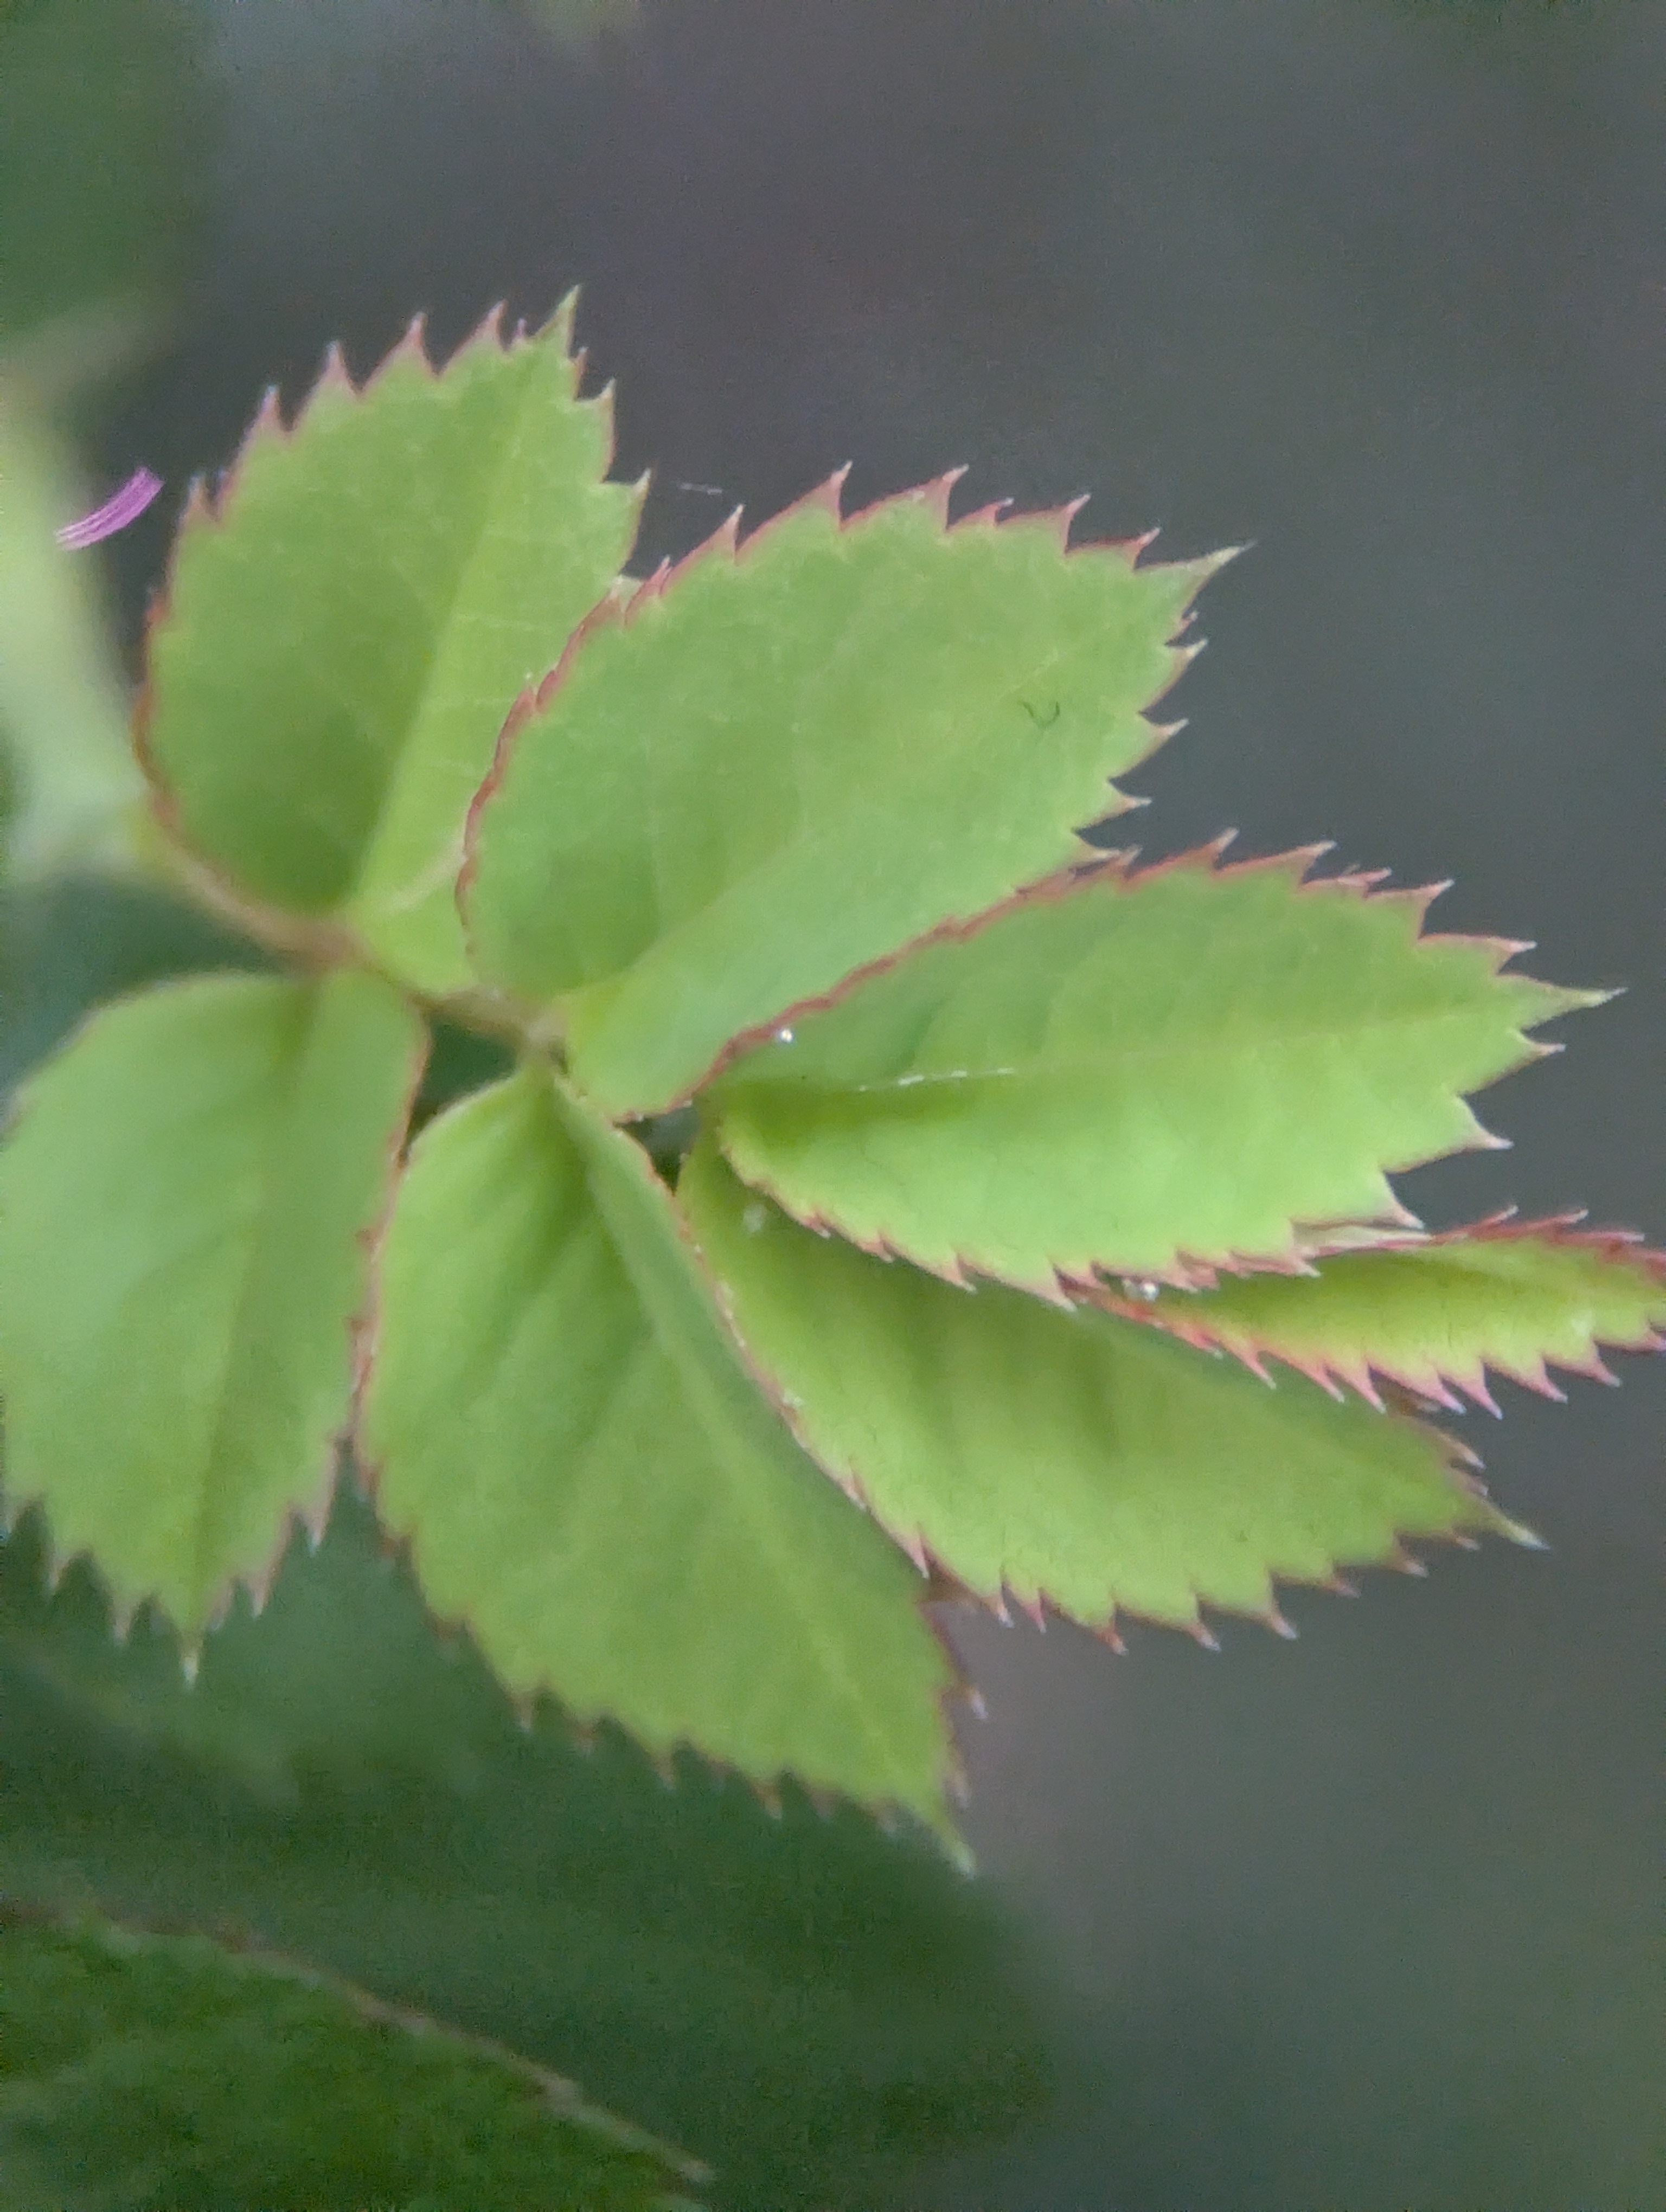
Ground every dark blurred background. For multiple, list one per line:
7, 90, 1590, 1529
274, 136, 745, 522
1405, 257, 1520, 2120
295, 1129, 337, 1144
1, 3, 1661, 2207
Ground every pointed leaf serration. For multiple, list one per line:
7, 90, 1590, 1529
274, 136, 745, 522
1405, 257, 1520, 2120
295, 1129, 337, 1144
140, 299, 644, 993
463, 474, 1224, 1116
681, 1143, 1517, 1639
709, 846, 1604, 1297
359, 1067, 964, 1846
0, 971, 426, 1635
1095, 1216, 1666, 1411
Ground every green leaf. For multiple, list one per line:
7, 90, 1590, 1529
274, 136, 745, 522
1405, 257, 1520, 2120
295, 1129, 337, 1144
464, 480, 1222, 1115
1097, 1216, 1666, 1412
0, 393, 148, 880
0, 1909, 705, 2211
0, 969, 425, 1632
0, 1494, 1055, 2211
140, 301, 643, 992
681, 1141, 1527, 1636
710, 848, 1603, 1297
360, 1069, 962, 1841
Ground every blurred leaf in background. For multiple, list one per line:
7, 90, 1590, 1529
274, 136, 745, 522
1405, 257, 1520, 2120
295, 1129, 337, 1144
0, 1907, 708, 2211
0, 0, 204, 368
0, 1494, 1059, 2210
0, 396, 149, 878
0, 0, 212, 879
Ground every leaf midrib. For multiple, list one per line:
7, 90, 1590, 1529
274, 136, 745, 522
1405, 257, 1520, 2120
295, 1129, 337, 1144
349, 353, 573, 922
188, 989, 312, 1616
722, 999, 1546, 1103
566, 1098, 937, 1806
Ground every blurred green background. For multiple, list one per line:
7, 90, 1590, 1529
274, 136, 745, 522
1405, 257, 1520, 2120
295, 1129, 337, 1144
1, 3, 1660, 2206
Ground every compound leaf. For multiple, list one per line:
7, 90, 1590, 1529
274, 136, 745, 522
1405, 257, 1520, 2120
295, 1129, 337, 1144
0, 1910, 705, 2211
1096, 1217, 1666, 1411
360, 1069, 961, 1842
464, 479, 1221, 1115
0, 969, 425, 1633
681, 1142, 1528, 1637
140, 301, 643, 992
710, 848, 1602, 1297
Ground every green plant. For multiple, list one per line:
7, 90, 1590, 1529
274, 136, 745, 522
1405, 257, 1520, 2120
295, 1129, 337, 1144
0, 300, 1659, 2196
0, 1905, 706, 2211
4, 293, 1663, 1830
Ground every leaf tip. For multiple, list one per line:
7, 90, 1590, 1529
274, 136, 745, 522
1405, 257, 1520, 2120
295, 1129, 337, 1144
1501, 1517, 1550, 1552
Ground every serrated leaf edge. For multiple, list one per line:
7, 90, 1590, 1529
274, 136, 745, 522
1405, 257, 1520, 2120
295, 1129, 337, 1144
681, 1176, 1517, 1654
709, 837, 1611, 1300
348, 1073, 978, 1858
0, 972, 429, 1652
457, 472, 1232, 1064
133, 293, 637, 966
1092, 1210, 1666, 1414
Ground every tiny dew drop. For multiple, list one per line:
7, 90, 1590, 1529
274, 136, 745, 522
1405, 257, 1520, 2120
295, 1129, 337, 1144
774, 1026, 794, 1044
742, 1201, 768, 1235
1120, 1277, 1161, 1302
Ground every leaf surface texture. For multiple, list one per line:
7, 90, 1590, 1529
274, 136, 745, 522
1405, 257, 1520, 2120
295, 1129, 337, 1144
0, 970, 424, 1629
361, 1070, 959, 1838
141, 303, 642, 990
1100, 1219, 1666, 1409
712, 852, 1599, 1293
682, 1143, 1521, 1633
465, 483, 1218, 1114
0, 1911, 704, 2210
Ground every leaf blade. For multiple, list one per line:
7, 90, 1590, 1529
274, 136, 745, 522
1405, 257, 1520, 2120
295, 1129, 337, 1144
712, 850, 1601, 1295
0, 969, 425, 1630
681, 1141, 1523, 1636
1096, 1217, 1666, 1411
464, 482, 1223, 1114
0, 1908, 706, 2210
360, 1069, 962, 1842
140, 301, 643, 992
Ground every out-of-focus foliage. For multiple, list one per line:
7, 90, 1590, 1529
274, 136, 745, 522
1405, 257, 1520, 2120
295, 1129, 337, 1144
0, 0, 211, 878
6, 310, 1651, 1851
0, 1495, 1058, 2209
0, 1908, 707, 2211
0, 398, 147, 877
0, 0, 203, 364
